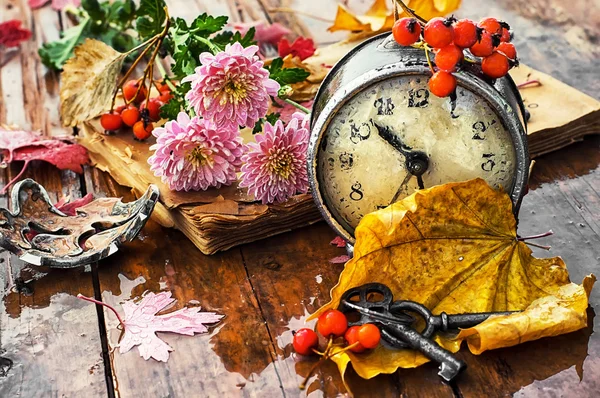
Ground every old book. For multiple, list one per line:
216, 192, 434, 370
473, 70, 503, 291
79, 121, 322, 255
509, 64, 600, 158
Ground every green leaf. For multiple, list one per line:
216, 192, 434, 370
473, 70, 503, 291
252, 112, 281, 134
39, 16, 91, 71
190, 14, 228, 35
136, 0, 167, 40
159, 97, 184, 120
212, 27, 256, 51
81, 0, 105, 21
266, 57, 310, 85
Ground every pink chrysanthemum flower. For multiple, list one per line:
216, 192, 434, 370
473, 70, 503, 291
148, 112, 244, 191
182, 42, 280, 130
239, 112, 310, 204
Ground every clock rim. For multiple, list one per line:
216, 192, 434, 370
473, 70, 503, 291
308, 65, 529, 244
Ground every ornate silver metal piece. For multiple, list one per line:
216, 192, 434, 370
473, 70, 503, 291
308, 33, 529, 245
0, 179, 159, 268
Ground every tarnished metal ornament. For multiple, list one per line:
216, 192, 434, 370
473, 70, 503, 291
0, 179, 159, 268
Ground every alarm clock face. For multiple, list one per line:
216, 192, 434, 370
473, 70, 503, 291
316, 75, 517, 231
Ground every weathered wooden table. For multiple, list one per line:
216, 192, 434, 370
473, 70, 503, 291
1, 0, 599, 396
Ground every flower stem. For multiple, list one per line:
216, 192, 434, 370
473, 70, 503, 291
393, 0, 428, 24
197, 36, 221, 55
155, 60, 177, 91
77, 294, 125, 329
284, 98, 310, 114
424, 46, 435, 74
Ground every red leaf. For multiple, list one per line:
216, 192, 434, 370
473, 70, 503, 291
12, 141, 89, 174
55, 193, 94, 216
278, 37, 316, 61
0, 128, 89, 193
330, 236, 347, 248
0, 20, 32, 48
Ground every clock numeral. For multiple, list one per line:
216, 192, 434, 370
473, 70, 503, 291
339, 152, 354, 171
349, 121, 371, 144
327, 157, 335, 169
408, 88, 429, 108
374, 97, 395, 115
350, 183, 364, 201
472, 119, 497, 140
481, 153, 496, 172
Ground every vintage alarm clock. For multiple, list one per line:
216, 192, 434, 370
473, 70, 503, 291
308, 33, 529, 246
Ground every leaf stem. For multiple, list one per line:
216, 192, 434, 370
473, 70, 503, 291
77, 294, 125, 328
196, 36, 221, 55
155, 60, 177, 91
517, 230, 554, 241
424, 46, 435, 74
284, 98, 310, 114
517, 79, 542, 89
393, 0, 428, 24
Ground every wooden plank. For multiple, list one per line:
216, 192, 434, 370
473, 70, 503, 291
239, 222, 456, 397
0, 1, 107, 396
90, 169, 286, 397
454, 136, 600, 396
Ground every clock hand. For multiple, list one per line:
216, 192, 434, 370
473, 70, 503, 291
390, 172, 413, 204
373, 122, 430, 179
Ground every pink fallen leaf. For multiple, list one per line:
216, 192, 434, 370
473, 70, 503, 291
28, 0, 80, 10
0, 20, 32, 48
55, 193, 93, 216
0, 128, 41, 163
0, 127, 89, 193
330, 236, 346, 248
78, 291, 224, 362
232, 21, 291, 46
330, 255, 351, 264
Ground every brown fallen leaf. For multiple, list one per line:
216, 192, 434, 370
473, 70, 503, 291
310, 178, 594, 380
60, 39, 127, 127
328, 0, 462, 35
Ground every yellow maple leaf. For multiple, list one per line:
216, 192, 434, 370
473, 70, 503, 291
328, 0, 462, 34
310, 178, 594, 380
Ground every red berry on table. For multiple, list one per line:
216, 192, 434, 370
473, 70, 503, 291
478, 17, 502, 35
292, 328, 319, 356
158, 91, 173, 103
114, 104, 127, 114
141, 98, 164, 122
499, 28, 511, 42
100, 112, 123, 131
133, 120, 154, 140
121, 106, 141, 127
434, 44, 464, 72
392, 17, 422, 46
344, 326, 366, 353
357, 324, 381, 349
317, 309, 348, 337
470, 32, 495, 57
496, 42, 516, 60
123, 79, 148, 104
423, 17, 454, 49
453, 19, 478, 48
482, 51, 510, 78
428, 71, 457, 98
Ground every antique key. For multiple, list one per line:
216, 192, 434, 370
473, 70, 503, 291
339, 283, 466, 382
338, 283, 518, 382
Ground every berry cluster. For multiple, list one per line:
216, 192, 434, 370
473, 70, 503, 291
292, 309, 381, 356
392, 15, 518, 98
100, 79, 173, 140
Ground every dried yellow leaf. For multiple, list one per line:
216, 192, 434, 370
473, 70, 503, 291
328, 0, 462, 35
311, 178, 594, 380
60, 39, 126, 127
